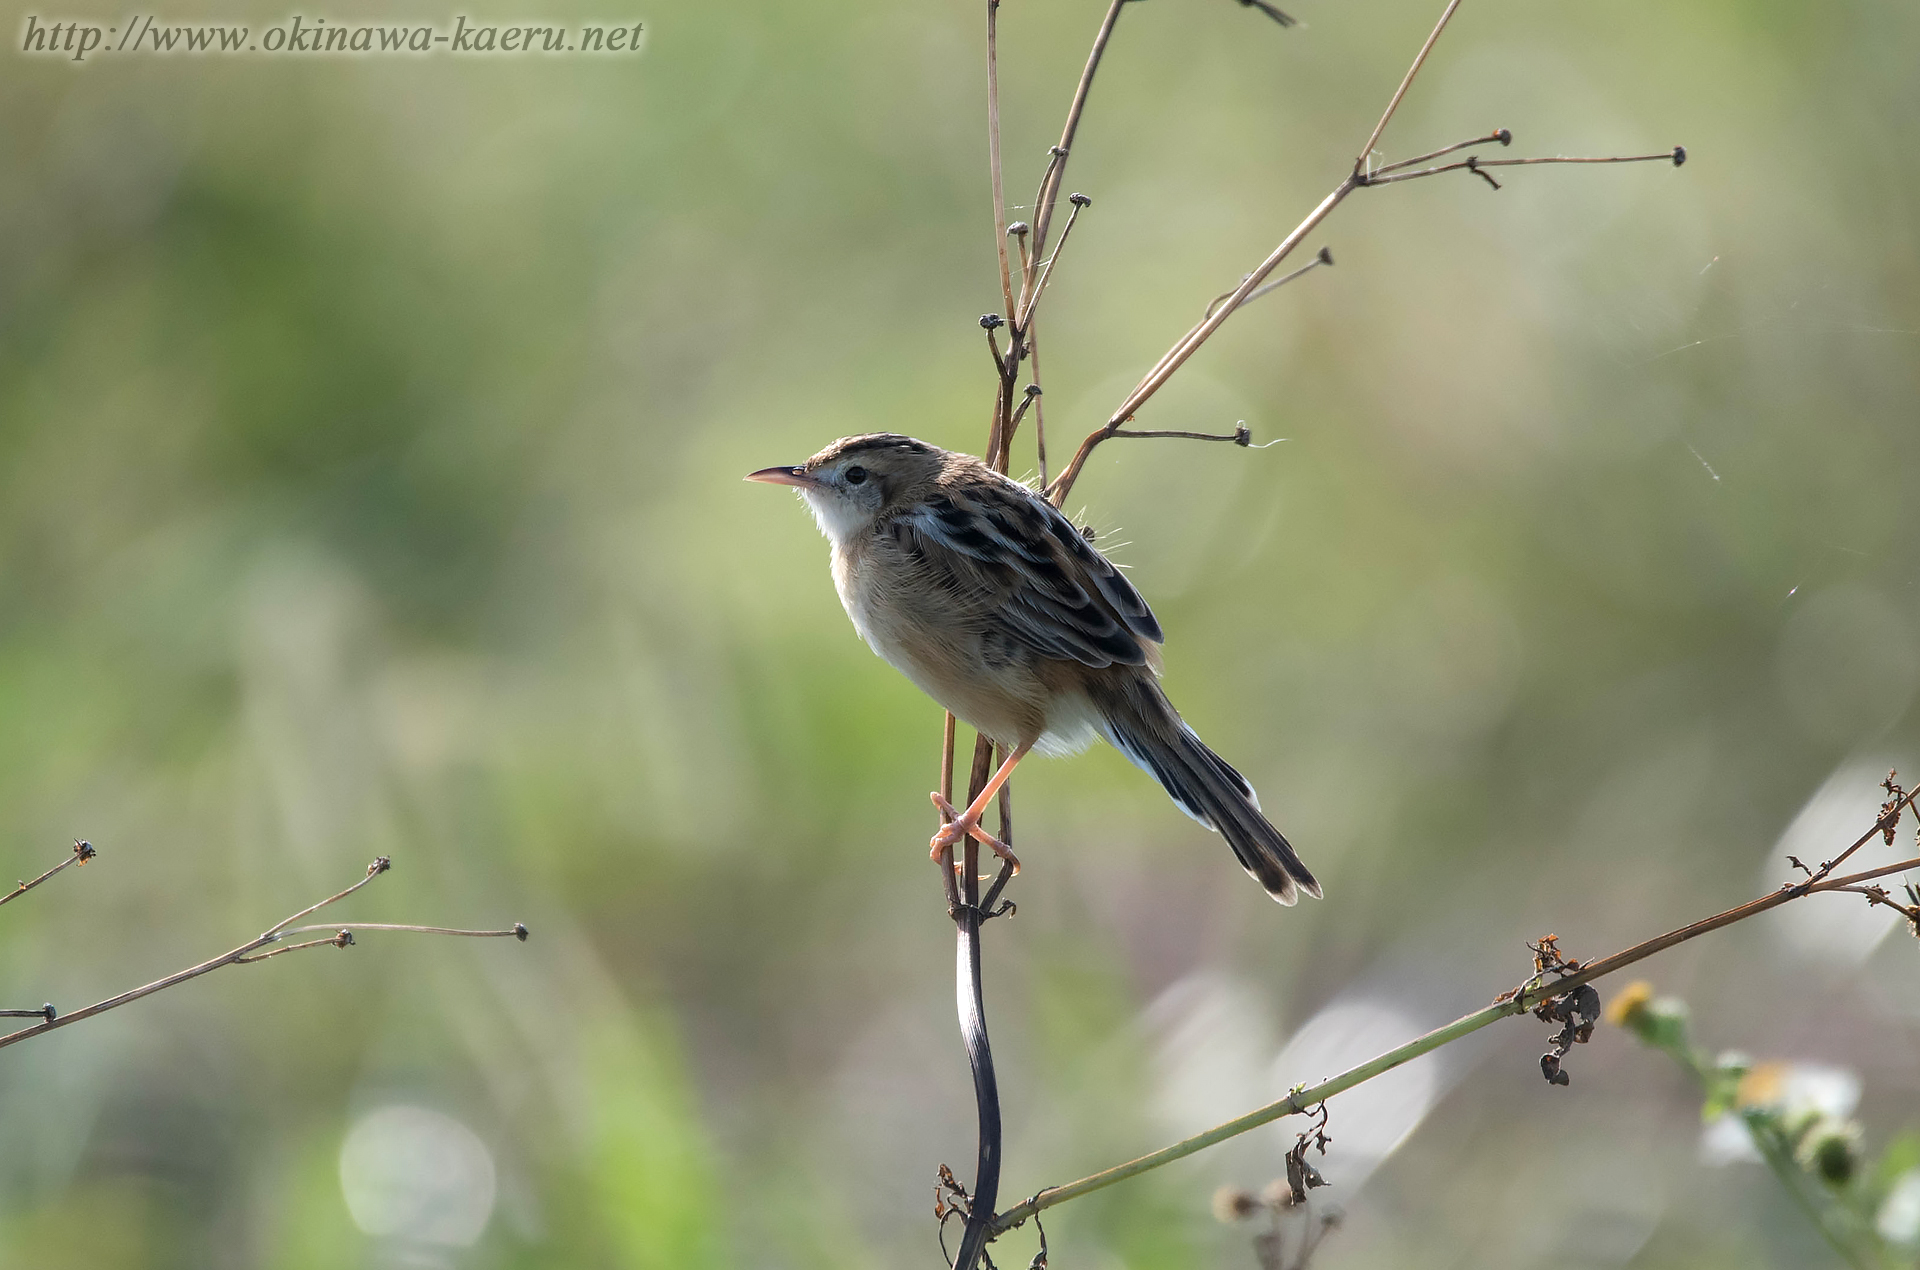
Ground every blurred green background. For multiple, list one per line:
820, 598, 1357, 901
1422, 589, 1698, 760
1, 0, 1917, 1266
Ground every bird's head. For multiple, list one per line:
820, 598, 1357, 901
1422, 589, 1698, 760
746, 433, 948, 545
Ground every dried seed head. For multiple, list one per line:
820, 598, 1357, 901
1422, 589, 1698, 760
1212, 1187, 1262, 1223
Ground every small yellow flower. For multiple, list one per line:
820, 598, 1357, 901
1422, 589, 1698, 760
1736, 1061, 1790, 1110
1604, 980, 1654, 1028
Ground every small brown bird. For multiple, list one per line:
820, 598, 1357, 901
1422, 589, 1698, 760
747, 433, 1319, 904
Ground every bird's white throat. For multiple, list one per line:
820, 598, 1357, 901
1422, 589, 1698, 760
797, 488, 872, 548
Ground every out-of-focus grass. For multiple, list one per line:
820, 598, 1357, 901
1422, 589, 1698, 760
0, 1, 1916, 1266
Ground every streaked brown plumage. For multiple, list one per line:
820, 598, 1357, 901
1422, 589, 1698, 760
747, 433, 1319, 904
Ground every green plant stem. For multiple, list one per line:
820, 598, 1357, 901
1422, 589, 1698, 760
991, 847, 1920, 1234
992, 991, 1519, 1232
1750, 1126, 1873, 1270
1661, 1042, 1873, 1268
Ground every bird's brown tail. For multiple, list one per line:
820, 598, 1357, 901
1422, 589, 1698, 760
1089, 676, 1320, 905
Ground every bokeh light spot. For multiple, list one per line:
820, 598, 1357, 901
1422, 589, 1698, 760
339, 1105, 497, 1247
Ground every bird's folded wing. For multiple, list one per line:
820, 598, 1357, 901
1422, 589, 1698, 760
895, 478, 1163, 669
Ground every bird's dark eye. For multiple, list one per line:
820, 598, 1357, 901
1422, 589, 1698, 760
844, 465, 868, 486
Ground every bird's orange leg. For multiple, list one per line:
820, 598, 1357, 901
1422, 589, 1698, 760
930, 742, 1030, 872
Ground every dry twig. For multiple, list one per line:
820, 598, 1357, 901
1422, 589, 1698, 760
0, 838, 95, 911
1043, 5, 1684, 506
0, 852, 525, 1052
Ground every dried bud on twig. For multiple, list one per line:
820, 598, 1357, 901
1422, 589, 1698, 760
934, 1162, 973, 1222
1879, 771, 1904, 845
1524, 936, 1601, 1084
1284, 1103, 1333, 1203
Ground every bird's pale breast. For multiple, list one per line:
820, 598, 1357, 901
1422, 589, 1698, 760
831, 530, 1067, 750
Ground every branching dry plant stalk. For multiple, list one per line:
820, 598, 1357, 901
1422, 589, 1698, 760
914, 4, 1914, 1269
0, 845, 526, 1051
987, 782, 1920, 1237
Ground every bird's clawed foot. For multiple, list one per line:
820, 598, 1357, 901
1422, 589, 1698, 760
929, 792, 1022, 874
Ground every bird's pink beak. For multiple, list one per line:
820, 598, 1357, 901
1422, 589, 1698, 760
745, 465, 821, 489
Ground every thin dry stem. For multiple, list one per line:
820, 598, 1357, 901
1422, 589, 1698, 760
1239, 0, 1298, 27
1028, 149, 1070, 289
1046, 2, 1684, 508
0, 856, 524, 1052
235, 934, 346, 963
1046, 181, 1351, 505
1791, 785, 1893, 886
939, 713, 963, 911
941, 713, 959, 807
998, 357, 1029, 470
986, 0, 1014, 325
263, 855, 391, 938
1010, 385, 1042, 432
1001, 0, 1124, 486
1111, 426, 1256, 444
983, 323, 1008, 377
1018, 194, 1090, 330
1027, 0, 1127, 278
1110, 254, 1330, 442
1, 840, 96, 910
1366, 127, 1510, 177
1204, 248, 1335, 321
1361, 149, 1684, 187
1029, 329, 1051, 490
278, 922, 528, 939
1049, 0, 1473, 506
1356, 0, 1465, 168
